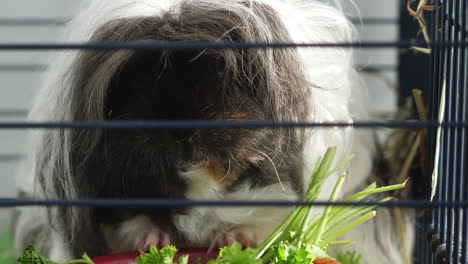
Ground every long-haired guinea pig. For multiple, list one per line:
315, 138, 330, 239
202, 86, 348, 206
13, 0, 414, 263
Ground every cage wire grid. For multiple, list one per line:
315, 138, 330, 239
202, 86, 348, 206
0, 0, 466, 263
410, 0, 468, 263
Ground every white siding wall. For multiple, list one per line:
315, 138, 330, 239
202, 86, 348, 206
0, 0, 400, 230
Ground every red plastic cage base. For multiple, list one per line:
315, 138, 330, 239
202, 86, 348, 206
91, 248, 218, 264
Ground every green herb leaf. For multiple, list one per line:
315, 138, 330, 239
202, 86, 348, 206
336, 251, 362, 264
177, 255, 189, 264
211, 242, 261, 264
161, 246, 178, 264
16, 246, 96, 264
267, 241, 328, 264
136, 246, 162, 264
81, 253, 96, 264
192, 258, 203, 264
136, 245, 191, 264
17, 246, 59, 264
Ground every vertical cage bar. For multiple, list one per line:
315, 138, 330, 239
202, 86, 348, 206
429, 2, 441, 263
439, 2, 450, 261
433, 0, 442, 262
461, 0, 468, 261
428, 1, 443, 263
435, 0, 444, 249
422, 8, 434, 264
453, 0, 464, 262
446, 0, 458, 262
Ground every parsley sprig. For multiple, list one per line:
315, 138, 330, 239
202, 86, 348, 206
17, 246, 95, 264
136, 245, 189, 264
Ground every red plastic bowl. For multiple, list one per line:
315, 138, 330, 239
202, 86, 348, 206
91, 248, 219, 264
87, 249, 341, 264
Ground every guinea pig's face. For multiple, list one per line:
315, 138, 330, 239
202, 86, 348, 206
103, 50, 273, 186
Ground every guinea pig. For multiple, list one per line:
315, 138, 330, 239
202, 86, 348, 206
13, 0, 414, 263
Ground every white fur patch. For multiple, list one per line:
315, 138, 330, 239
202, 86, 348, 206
176, 168, 298, 247
103, 215, 158, 253
180, 167, 224, 200
48, 230, 73, 262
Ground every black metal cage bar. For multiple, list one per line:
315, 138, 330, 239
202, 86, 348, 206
410, 0, 468, 263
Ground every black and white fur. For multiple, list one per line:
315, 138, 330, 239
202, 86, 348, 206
13, 0, 414, 263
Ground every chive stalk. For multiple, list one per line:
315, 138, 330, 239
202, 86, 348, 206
256, 146, 406, 263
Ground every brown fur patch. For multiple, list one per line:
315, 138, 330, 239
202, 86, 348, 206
226, 112, 252, 121
207, 162, 240, 185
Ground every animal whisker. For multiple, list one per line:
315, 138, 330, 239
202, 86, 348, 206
216, 159, 231, 183
257, 150, 285, 192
